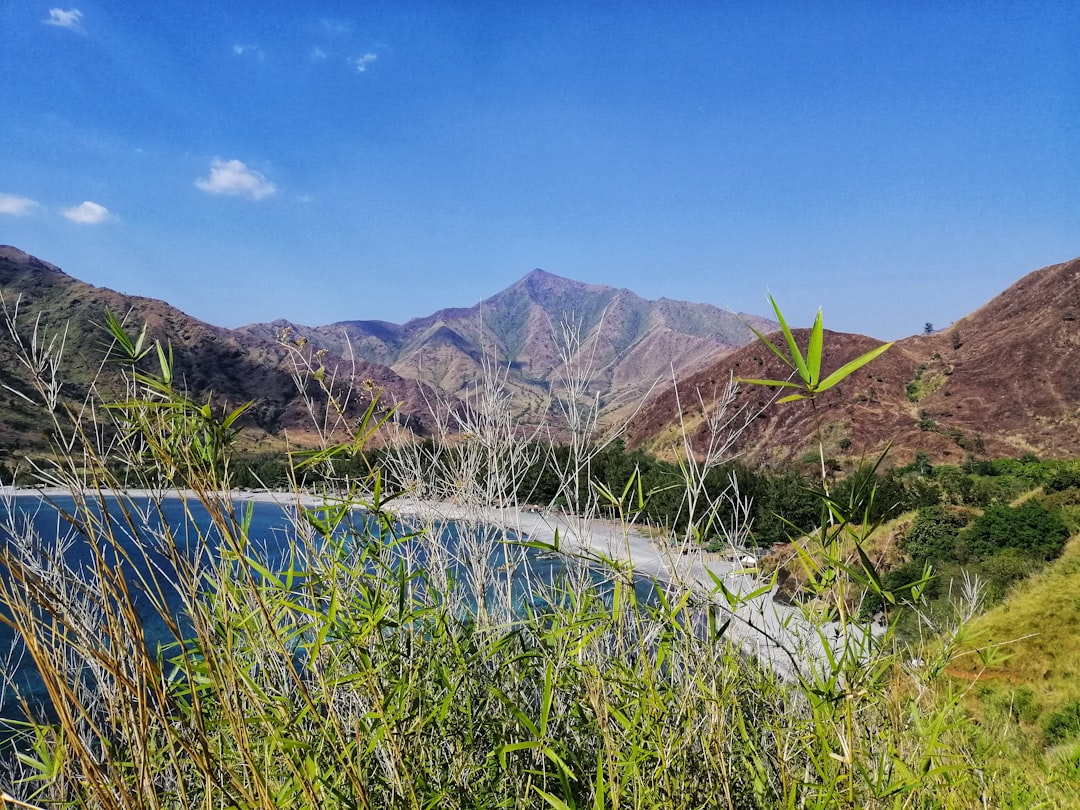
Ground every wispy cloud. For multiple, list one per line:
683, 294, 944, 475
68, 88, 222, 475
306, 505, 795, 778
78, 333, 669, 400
63, 201, 111, 224
232, 43, 265, 61
348, 53, 378, 73
195, 158, 277, 201
310, 46, 327, 61
0, 194, 40, 216
44, 8, 84, 32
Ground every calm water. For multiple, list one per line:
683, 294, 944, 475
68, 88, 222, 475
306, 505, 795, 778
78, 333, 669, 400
0, 494, 660, 720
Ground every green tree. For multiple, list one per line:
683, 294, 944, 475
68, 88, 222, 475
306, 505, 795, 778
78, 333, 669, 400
1044, 463, 1080, 493
961, 501, 1071, 561
900, 505, 969, 562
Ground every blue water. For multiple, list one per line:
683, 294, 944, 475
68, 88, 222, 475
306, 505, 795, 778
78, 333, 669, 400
0, 493, 661, 721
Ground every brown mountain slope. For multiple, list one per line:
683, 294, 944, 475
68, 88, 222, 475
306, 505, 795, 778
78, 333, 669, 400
628, 256, 1080, 466
0, 246, 436, 456
237, 269, 775, 425
910, 256, 1080, 458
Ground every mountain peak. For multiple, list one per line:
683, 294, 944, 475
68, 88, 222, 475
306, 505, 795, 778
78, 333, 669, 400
494, 268, 618, 321
508, 268, 615, 306
517, 268, 578, 291
522, 268, 557, 281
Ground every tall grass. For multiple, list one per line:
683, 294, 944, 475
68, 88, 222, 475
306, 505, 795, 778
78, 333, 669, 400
0, 304, 1074, 808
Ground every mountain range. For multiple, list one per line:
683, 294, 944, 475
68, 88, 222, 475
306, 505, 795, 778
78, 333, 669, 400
0, 246, 770, 458
1, 245, 1077, 468
236, 268, 774, 427
0, 246, 436, 456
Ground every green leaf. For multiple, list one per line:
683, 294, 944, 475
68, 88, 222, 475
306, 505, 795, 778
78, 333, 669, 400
221, 400, 255, 430
741, 319, 796, 371
777, 392, 808, 404
734, 377, 803, 390
513, 538, 561, 554
806, 309, 824, 386
705, 569, 741, 610
853, 541, 883, 594
533, 788, 573, 810
770, 294, 810, 384
102, 309, 150, 363
155, 340, 174, 386
592, 749, 606, 810
815, 341, 894, 394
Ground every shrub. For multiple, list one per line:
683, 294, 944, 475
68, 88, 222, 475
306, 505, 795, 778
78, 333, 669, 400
1043, 700, 1080, 746
969, 475, 1026, 507
983, 686, 1042, 726
1010, 687, 1042, 725
1044, 464, 1080, 494
931, 464, 977, 505
901, 505, 968, 562
974, 548, 1041, 602
961, 501, 1071, 562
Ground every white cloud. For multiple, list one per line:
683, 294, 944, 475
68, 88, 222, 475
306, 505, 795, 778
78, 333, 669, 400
63, 201, 111, 224
0, 194, 40, 216
195, 158, 277, 201
348, 53, 377, 73
44, 8, 83, 31
311, 46, 327, 61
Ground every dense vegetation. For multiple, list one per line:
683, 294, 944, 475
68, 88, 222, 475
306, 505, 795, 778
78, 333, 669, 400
0, 306, 1078, 809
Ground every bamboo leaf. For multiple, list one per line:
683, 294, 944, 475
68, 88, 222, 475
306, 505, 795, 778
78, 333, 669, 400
618, 466, 639, 505
102, 310, 158, 369
854, 541, 883, 594
593, 480, 618, 508
539, 660, 554, 738
221, 400, 255, 430
815, 341, 894, 394
705, 569, 741, 611
741, 319, 796, 371
155, 340, 174, 386
770, 294, 810, 384
592, 749, 606, 810
806, 309, 824, 386
734, 377, 804, 390
497, 740, 542, 770
491, 688, 541, 738
533, 788, 573, 810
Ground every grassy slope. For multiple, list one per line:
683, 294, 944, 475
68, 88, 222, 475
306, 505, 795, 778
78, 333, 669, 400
949, 533, 1080, 708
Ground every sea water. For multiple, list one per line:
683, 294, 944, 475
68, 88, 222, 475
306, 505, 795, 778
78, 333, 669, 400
0, 493, 662, 721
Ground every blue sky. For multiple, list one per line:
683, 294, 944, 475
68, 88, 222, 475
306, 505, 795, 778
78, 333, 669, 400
1, 2, 1077, 340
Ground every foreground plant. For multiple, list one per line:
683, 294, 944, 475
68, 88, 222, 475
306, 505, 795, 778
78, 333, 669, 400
0, 304, 1074, 808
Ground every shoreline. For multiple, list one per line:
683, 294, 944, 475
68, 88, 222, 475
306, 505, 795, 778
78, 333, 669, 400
2, 484, 744, 590
1, 485, 831, 674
